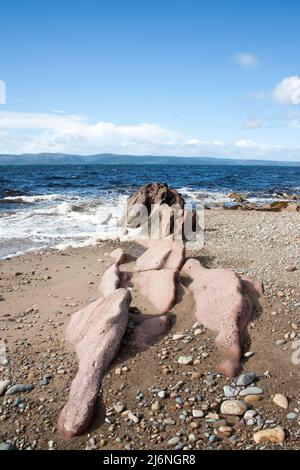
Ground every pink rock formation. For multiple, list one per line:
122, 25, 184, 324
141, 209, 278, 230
58, 288, 131, 437
182, 258, 263, 378
108, 248, 125, 265
135, 238, 185, 272
98, 263, 120, 297
135, 269, 177, 314
130, 315, 171, 350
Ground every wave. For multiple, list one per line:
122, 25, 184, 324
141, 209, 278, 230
1, 193, 67, 204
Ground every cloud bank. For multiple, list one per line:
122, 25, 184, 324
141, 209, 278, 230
0, 110, 299, 161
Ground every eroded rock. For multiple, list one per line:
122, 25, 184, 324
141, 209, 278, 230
58, 288, 131, 437
98, 263, 120, 297
182, 258, 263, 378
135, 269, 177, 314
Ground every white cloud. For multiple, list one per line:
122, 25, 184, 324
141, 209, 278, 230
242, 118, 263, 129
0, 110, 299, 161
273, 76, 300, 105
235, 53, 258, 68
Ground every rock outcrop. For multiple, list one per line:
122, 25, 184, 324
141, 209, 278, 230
98, 263, 120, 297
182, 258, 263, 377
135, 269, 178, 314
136, 238, 185, 272
58, 288, 131, 437
122, 182, 185, 230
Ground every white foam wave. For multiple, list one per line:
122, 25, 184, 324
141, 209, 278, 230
3, 193, 66, 203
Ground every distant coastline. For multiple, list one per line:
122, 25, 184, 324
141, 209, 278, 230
0, 153, 299, 166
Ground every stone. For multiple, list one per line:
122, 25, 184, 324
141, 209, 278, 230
135, 269, 177, 314
178, 356, 193, 365
5, 384, 34, 395
0, 442, 17, 450
273, 394, 289, 410
135, 240, 172, 271
98, 264, 120, 298
0, 340, 8, 366
58, 288, 131, 437
220, 400, 247, 416
218, 426, 232, 435
287, 412, 297, 420
239, 386, 263, 397
253, 427, 285, 445
128, 412, 139, 424
182, 259, 263, 378
109, 248, 125, 265
158, 391, 166, 399
172, 333, 185, 341
0, 380, 9, 396
244, 395, 263, 404
192, 409, 204, 418
113, 403, 125, 413
122, 182, 185, 230
151, 402, 160, 412
236, 372, 257, 387
244, 410, 257, 420
168, 436, 181, 446
223, 385, 238, 398
244, 351, 254, 358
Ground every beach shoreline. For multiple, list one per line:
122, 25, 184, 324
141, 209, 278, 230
0, 209, 300, 450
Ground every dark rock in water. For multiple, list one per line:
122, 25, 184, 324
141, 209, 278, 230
0, 442, 17, 450
270, 201, 290, 211
5, 383, 34, 395
122, 182, 185, 229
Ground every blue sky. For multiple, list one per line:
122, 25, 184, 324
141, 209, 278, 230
0, 0, 300, 160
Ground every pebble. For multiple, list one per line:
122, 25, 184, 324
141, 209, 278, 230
113, 403, 125, 413
287, 412, 297, 420
220, 400, 247, 416
244, 351, 254, 358
291, 340, 300, 350
253, 427, 285, 445
128, 412, 139, 424
236, 373, 257, 387
5, 383, 34, 395
157, 390, 167, 399
244, 395, 263, 404
223, 385, 238, 398
151, 402, 160, 412
272, 394, 289, 410
172, 334, 185, 341
239, 386, 264, 397
167, 437, 181, 446
192, 409, 204, 418
218, 426, 232, 435
178, 356, 193, 365
0, 442, 17, 450
244, 410, 257, 420
0, 380, 9, 396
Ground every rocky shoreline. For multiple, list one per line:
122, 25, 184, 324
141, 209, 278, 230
0, 209, 299, 450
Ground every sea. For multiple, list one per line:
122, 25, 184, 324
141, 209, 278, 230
0, 163, 299, 259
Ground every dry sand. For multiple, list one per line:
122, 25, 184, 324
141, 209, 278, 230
0, 209, 299, 450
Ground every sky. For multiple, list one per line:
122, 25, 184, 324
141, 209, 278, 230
0, 0, 300, 160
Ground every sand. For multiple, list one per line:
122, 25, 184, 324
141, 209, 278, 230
0, 209, 299, 450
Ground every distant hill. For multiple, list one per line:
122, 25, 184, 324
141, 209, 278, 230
0, 153, 299, 166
